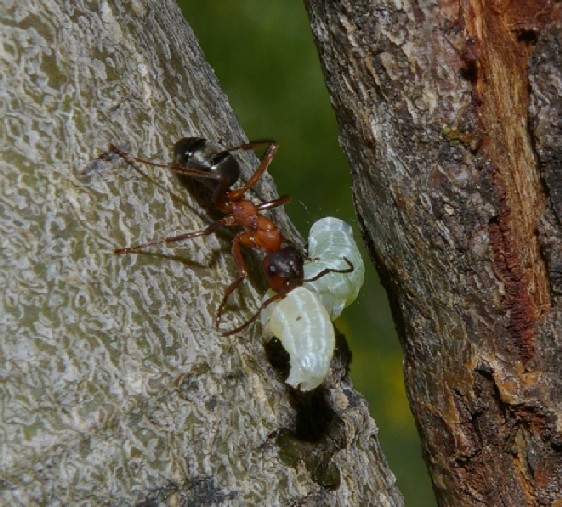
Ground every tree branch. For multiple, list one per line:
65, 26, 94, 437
0, 1, 402, 504
305, 0, 562, 504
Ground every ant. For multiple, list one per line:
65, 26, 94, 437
98, 137, 353, 336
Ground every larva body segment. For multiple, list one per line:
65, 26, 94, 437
303, 217, 365, 320
261, 287, 334, 391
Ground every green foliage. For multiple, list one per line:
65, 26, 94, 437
179, 2, 436, 505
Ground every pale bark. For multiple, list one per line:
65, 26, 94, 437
0, 1, 402, 505
305, 0, 562, 505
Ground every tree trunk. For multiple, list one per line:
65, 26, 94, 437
0, 1, 403, 505
304, 0, 562, 505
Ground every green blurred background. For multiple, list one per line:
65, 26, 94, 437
179, 2, 436, 505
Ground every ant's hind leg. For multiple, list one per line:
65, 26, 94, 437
114, 217, 232, 255
100, 144, 224, 183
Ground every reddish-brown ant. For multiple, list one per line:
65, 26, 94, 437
99, 137, 351, 335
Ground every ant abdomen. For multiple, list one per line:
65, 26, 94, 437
173, 137, 240, 188
173, 137, 240, 210
173, 137, 207, 169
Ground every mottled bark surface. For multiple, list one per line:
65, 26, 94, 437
305, 0, 561, 505
0, 1, 403, 505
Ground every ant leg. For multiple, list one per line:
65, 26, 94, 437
222, 292, 285, 337
224, 140, 275, 154
214, 233, 249, 331
114, 217, 232, 254
103, 144, 223, 183
303, 257, 354, 283
226, 141, 279, 201
257, 195, 291, 212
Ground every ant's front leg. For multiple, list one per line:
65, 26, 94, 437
221, 292, 284, 337
303, 257, 354, 282
257, 195, 291, 212
214, 233, 250, 332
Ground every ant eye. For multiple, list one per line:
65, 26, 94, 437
268, 265, 277, 274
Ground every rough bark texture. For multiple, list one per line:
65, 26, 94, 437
305, 0, 562, 505
0, 1, 403, 505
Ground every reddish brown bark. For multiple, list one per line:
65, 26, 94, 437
305, 0, 562, 504
462, 0, 553, 362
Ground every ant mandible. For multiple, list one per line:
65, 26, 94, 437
99, 137, 352, 336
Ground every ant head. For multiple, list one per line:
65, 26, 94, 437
263, 246, 304, 294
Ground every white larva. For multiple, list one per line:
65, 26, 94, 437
261, 287, 334, 391
261, 217, 365, 391
303, 217, 365, 320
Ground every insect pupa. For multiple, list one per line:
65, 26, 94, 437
303, 217, 365, 320
261, 286, 334, 391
